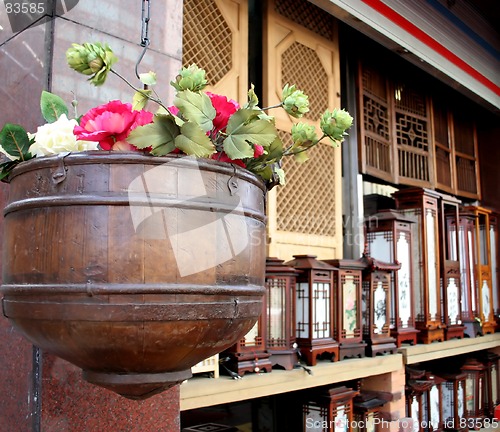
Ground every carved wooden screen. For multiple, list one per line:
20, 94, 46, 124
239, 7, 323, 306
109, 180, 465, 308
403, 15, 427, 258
265, 0, 342, 260
394, 82, 433, 187
358, 62, 394, 183
182, 0, 248, 101
432, 99, 454, 193
452, 109, 480, 198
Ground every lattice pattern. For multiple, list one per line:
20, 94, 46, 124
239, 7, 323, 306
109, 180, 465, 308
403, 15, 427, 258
395, 85, 427, 117
456, 157, 477, 194
362, 65, 387, 101
396, 113, 430, 182
275, 0, 335, 40
183, 0, 232, 85
276, 130, 336, 236
281, 42, 329, 120
363, 94, 391, 174
436, 147, 452, 188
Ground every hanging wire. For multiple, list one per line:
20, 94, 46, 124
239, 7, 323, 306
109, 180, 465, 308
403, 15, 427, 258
135, 0, 152, 80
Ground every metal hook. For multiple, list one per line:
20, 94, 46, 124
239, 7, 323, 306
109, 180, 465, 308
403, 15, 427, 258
135, 0, 151, 80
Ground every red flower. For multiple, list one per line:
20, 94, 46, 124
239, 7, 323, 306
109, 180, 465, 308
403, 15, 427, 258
206, 92, 239, 133
253, 144, 264, 158
211, 152, 246, 168
74, 100, 153, 150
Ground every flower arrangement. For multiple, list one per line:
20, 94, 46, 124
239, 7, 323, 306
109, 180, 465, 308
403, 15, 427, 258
0, 42, 353, 188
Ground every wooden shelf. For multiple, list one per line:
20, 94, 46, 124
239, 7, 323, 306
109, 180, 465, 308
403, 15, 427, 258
398, 333, 500, 365
180, 354, 403, 411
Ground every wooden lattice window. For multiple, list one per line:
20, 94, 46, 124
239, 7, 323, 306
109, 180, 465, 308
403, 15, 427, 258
453, 109, 479, 197
359, 62, 393, 182
274, 0, 335, 41
182, 0, 248, 101
394, 83, 432, 185
277, 131, 337, 237
433, 100, 453, 192
281, 42, 329, 120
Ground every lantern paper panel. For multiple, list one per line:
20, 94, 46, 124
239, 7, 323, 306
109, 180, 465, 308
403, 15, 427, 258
438, 372, 467, 432
324, 259, 367, 360
458, 210, 482, 337
265, 257, 299, 371
365, 210, 419, 347
461, 358, 487, 422
394, 188, 444, 344
463, 206, 496, 335
438, 193, 465, 340
489, 214, 499, 329
286, 255, 339, 366
360, 254, 398, 357
303, 386, 359, 432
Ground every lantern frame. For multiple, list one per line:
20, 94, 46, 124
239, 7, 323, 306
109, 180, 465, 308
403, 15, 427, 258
436, 371, 467, 432
365, 209, 419, 347
323, 258, 367, 360
286, 255, 339, 366
437, 192, 465, 340
265, 257, 299, 371
352, 391, 388, 432
394, 188, 445, 344
462, 206, 496, 335
360, 254, 399, 357
461, 358, 487, 423
303, 385, 359, 432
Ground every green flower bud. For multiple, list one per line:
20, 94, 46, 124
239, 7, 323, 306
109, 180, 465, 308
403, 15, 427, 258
291, 123, 318, 148
171, 64, 208, 92
66, 42, 117, 86
281, 84, 309, 118
320, 108, 353, 142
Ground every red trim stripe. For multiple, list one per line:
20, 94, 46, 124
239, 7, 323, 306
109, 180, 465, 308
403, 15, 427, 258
361, 0, 500, 97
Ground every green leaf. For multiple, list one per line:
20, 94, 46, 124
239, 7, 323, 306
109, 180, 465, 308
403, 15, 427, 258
132, 89, 152, 111
223, 109, 278, 160
174, 121, 215, 157
174, 90, 215, 132
139, 71, 157, 86
0, 124, 31, 161
293, 150, 309, 163
40, 91, 68, 123
266, 136, 284, 162
0, 160, 19, 181
127, 114, 179, 155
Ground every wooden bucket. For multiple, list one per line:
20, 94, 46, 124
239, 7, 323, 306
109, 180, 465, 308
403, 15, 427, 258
1, 152, 266, 399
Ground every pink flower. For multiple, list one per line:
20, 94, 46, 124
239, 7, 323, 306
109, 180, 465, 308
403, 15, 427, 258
74, 100, 153, 151
253, 144, 264, 158
206, 92, 239, 133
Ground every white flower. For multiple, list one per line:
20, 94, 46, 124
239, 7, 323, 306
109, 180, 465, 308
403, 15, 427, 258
0, 145, 20, 161
29, 114, 98, 157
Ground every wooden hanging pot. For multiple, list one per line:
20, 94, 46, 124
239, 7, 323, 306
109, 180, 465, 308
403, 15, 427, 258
1, 151, 266, 399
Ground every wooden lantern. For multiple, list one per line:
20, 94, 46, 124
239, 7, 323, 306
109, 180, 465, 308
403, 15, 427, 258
394, 188, 445, 344
437, 371, 467, 432
461, 358, 487, 423
265, 257, 299, 370
425, 372, 446, 432
323, 259, 367, 360
223, 291, 272, 376
437, 192, 465, 340
365, 209, 419, 347
457, 209, 481, 337
406, 378, 433, 432
490, 214, 500, 329
352, 392, 388, 432
360, 254, 399, 357
286, 255, 339, 366
480, 352, 500, 418
303, 386, 359, 431
463, 206, 496, 335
